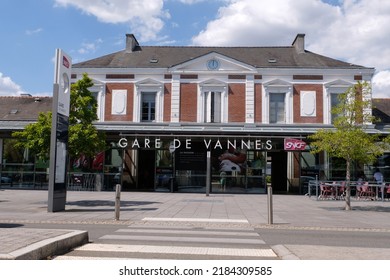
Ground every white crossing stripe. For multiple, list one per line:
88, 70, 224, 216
55, 256, 127, 260
74, 243, 277, 257
117, 228, 259, 237
99, 234, 265, 244
142, 217, 249, 223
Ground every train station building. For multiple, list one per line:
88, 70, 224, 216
1, 34, 389, 194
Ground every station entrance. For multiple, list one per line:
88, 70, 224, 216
119, 137, 295, 194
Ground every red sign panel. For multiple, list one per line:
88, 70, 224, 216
63, 56, 70, 68
284, 138, 307, 151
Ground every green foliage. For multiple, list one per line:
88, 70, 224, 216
12, 111, 52, 159
309, 128, 385, 166
68, 73, 106, 157
309, 81, 390, 210
70, 73, 98, 125
12, 73, 106, 160
309, 81, 387, 166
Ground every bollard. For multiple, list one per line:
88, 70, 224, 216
206, 151, 210, 196
115, 184, 121, 220
267, 186, 273, 225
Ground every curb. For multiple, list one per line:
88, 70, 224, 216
0, 230, 89, 260
271, 245, 300, 260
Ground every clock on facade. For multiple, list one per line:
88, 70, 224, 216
207, 59, 220, 70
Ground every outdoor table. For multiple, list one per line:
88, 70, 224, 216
366, 182, 385, 201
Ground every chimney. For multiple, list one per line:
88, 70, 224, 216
126, 34, 139, 53
292, 34, 305, 54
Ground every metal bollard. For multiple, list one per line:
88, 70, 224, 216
115, 184, 121, 220
267, 186, 273, 225
206, 151, 210, 196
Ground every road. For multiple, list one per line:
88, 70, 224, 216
16, 221, 390, 260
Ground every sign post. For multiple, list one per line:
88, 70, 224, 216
48, 49, 71, 212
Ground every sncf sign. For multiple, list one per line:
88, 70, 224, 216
284, 138, 307, 151
63, 56, 70, 68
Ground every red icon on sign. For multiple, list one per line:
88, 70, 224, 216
63, 56, 70, 68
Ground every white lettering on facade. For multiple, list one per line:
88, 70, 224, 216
132, 139, 140, 149
241, 140, 251, 150
155, 138, 161, 149
173, 139, 181, 149
227, 140, 236, 150
185, 139, 191, 149
117, 137, 274, 151
144, 138, 150, 148
214, 140, 223, 149
266, 140, 272, 150
118, 137, 128, 148
204, 139, 212, 149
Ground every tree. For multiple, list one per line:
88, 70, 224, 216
12, 112, 53, 159
68, 73, 106, 158
309, 81, 390, 210
12, 73, 106, 161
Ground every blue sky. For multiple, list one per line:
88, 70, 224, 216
1, 0, 389, 97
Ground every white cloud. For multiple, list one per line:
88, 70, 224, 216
0, 72, 22, 96
190, 0, 390, 98
26, 28, 43, 35
78, 38, 103, 54
54, 0, 169, 41
177, 0, 207, 4
372, 71, 390, 98
0, 73, 50, 97
192, 0, 339, 46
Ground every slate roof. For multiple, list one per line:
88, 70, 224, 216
73, 39, 370, 70
0, 96, 52, 121
372, 98, 390, 124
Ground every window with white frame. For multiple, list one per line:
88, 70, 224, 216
199, 81, 227, 123
330, 93, 341, 124
141, 92, 156, 122
204, 91, 222, 123
134, 80, 163, 123
269, 92, 285, 123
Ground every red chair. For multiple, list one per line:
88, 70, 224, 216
386, 185, 390, 201
336, 181, 346, 200
319, 183, 335, 200
358, 182, 375, 200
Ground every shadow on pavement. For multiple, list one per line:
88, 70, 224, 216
0, 223, 24, 228
64, 200, 160, 212
321, 206, 390, 212
352, 206, 390, 212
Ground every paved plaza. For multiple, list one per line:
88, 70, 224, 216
1, 189, 390, 259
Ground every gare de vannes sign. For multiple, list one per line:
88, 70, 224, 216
118, 137, 274, 151
118, 137, 307, 151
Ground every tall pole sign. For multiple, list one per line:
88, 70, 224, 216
48, 49, 71, 212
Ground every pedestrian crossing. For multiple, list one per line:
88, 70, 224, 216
55, 221, 278, 260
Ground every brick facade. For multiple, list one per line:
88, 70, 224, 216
228, 83, 246, 122
255, 83, 262, 123
105, 83, 134, 121
180, 83, 197, 122
293, 84, 323, 124
163, 83, 172, 122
